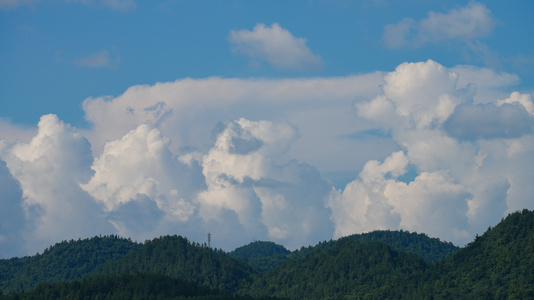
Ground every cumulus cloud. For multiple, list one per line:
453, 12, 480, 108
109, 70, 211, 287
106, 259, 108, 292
443, 102, 534, 140
1, 59, 532, 257
0, 158, 26, 258
81, 74, 384, 173
229, 23, 323, 71
383, 2, 494, 48
331, 59, 534, 245
198, 119, 334, 249
0, 115, 114, 255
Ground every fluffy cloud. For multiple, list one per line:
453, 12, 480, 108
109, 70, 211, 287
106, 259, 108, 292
81, 74, 384, 173
0, 115, 114, 255
330, 59, 534, 245
383, 2, 494, 48
1, 59, 532, 257
0, 158, 26, 258
229, 23, 323, 71
198, 119, 333, 249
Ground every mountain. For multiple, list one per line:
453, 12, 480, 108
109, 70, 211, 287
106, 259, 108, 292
229, 241, 291, 273
230, 241, 291, 260
246, 240, 429, 299
422, 208, 534, 298
0, 235, 140, 294
96, 235, 256, 292
230, 229, 459, 274
1, 209, 532, 299
340, 229, 459, 263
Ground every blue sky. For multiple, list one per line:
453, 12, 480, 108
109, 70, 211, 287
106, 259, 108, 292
1, 0, 534, 258
2, 0, 533, 126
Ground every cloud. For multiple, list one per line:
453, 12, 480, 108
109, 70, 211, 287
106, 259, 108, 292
81, 74, 384, 173
0, 158, 26, 258
328, 151, 472, 244
383, 2, 494, 48
198, 118, 334, 249
229, 23, 323, 71
0, 115, 114, 256
333, 59, 534, 245
73, 49, 119, 68
1, 59, 532, 256
443, 102, 534, 140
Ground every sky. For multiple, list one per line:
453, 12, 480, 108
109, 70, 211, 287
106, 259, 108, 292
1, 0, 534, 258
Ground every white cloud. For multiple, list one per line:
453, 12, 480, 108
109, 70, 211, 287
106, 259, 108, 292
81, 74, 384, 173
331, 59, 534, 245
383, 2, 494, 48
198, 119, 334, 249
1, 59, 532, 256
229, 23, 323, 71
0, 115, 114, 255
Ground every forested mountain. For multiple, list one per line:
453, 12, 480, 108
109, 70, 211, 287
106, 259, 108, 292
246, 240, 429, 299
229, 241, 291, 273
341, 230, 459, 263
0, 235, 140, 294
230, 241, 291, 259
421, 208, 534, 299
229, 229, 458, 274
0, 209, 532, 299
96, 235, 256, 292
287, 230, 459, 263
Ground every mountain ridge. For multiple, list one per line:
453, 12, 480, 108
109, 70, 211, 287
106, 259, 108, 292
1, 209, 532, 299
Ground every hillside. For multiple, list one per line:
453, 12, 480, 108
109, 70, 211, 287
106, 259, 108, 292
246, 240, 429, 299
0, 209, 532, 299
422, 208, 534, 298
0, 235, 140, 294
96, 235, 256, 292
0, 273, 285, 300
229, 241, 291, 273
341, 230, 459, 263
230, 229, 459, 274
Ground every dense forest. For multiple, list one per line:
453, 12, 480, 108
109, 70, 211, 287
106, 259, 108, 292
1, 209, 533, 299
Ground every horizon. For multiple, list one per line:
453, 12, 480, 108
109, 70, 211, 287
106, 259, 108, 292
1, 0, 534, 259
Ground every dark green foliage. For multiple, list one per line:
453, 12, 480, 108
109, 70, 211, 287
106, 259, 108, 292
247, 240, 429, 299
1, 209, 533, 299
0, 235, 140, 294
230, 241, 290, 260
229, 241, 291, 273
1, 273, 284, 300
422, 208, 534, 298
340, 229, 459, 263
97, 235, 256, 292
235, 229, 458, 274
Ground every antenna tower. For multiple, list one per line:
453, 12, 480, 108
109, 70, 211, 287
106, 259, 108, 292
207, 232, 211, 248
